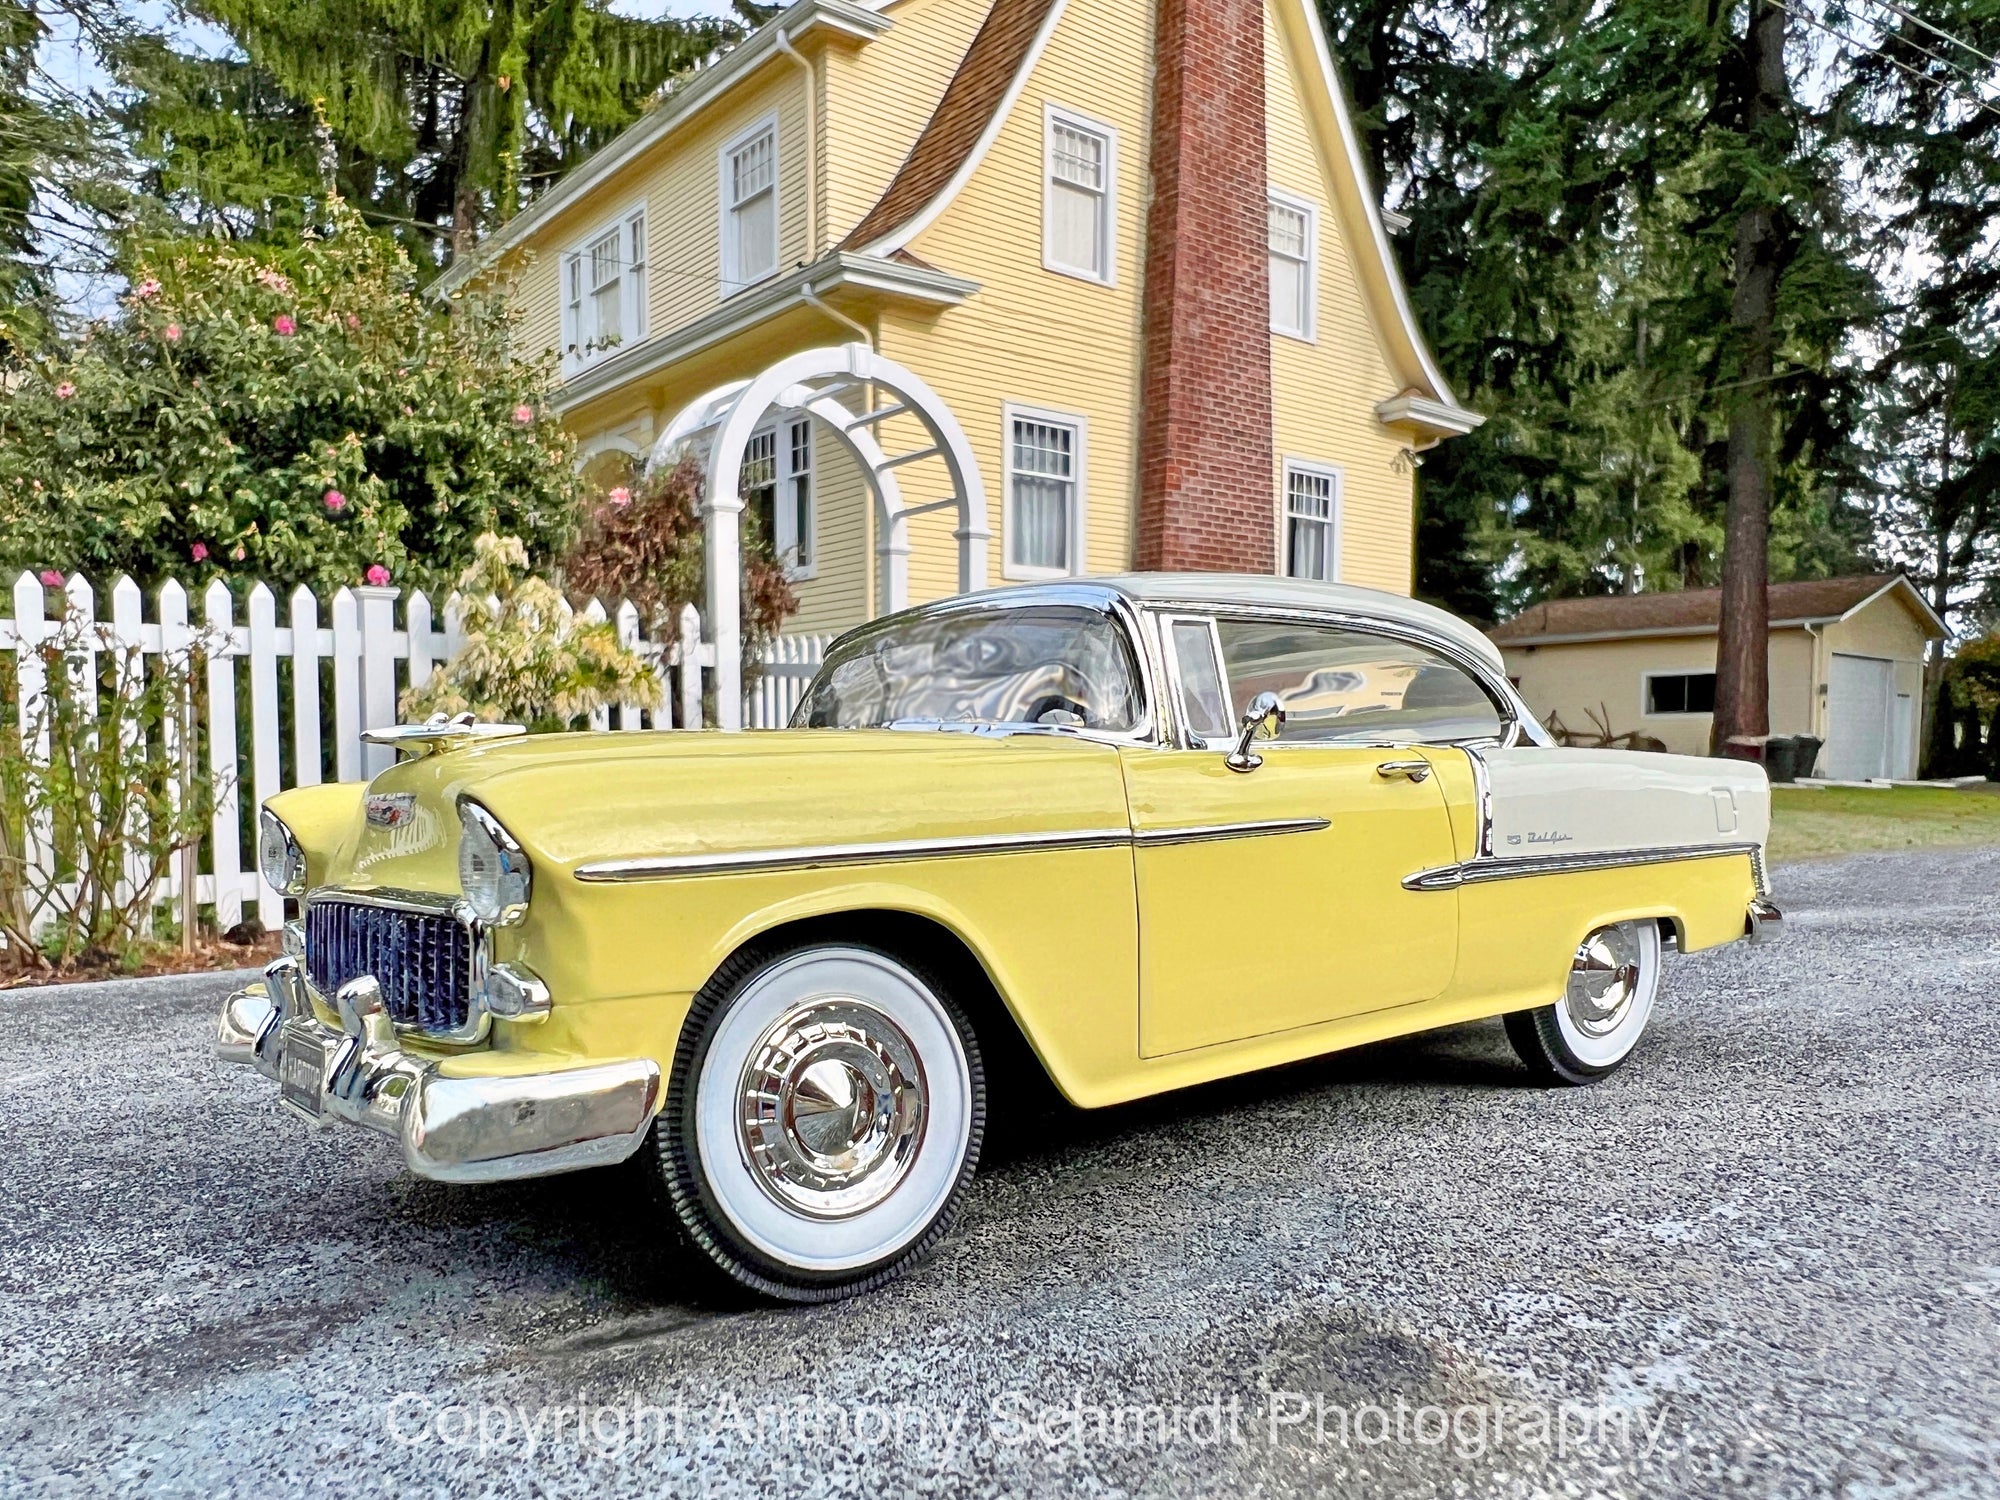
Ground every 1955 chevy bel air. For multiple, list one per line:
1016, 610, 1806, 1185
220, 574, 1781, 1299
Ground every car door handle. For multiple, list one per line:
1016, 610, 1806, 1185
1375, 759, 1432, 783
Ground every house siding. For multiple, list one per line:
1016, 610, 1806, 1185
1262, 2, 1414, 594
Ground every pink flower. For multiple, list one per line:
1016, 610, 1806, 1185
38, 569, 62, 587
511, 404, 534, 425
273, 314, 296, 337
54, 381, 75, 400
345, 313, 360, 330
323, 489, 346, 512
608, 486, 632, 507
365, 564, 392, 586
133, 278, 161, 300
231, 544, 247, 561
163, 323, 182, 342
190, 543, 209, 562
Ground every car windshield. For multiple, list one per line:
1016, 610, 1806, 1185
794, 604, 1145, 732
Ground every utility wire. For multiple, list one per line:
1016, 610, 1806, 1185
1849, 0, 2000, 97
1862, 0, 2000, 70
1767, 0, 2000, 123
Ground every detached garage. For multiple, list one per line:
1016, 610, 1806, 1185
1491, 575, 1948, 778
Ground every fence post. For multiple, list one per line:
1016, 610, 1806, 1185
10, 574, 51, 932
331, 587, 360, 782
356, 584, 399, 778
406, 589, 435, 702
246, 583, 283, 930
678, 604, 703, 729
615, 600, 645, 731
109, 576, 147, 905
157, 580, 190, 931
203, 581, 243, 933
290, 585, 322, 787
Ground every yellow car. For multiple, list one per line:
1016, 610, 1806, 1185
220, 575, 1779, 1300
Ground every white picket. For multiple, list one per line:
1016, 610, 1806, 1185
0, 571, 831, 946
246, 584, 283, 930
358, 585, 398, 778
157, 579, 190, 912
11, 573, 51, 906
202, 581, 244, 932
405, 589, 435, 700
290, 585, 322, 787
331, 587, 361, 782
109, 576, 147, 903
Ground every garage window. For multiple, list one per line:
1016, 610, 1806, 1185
1646, 672, 1717, 715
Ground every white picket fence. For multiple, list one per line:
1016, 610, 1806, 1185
0, 571, 830, 939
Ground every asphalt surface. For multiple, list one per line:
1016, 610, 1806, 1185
3, 846, 1997, 1499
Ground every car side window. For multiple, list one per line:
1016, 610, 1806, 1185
1165, 617, 1232, 741
1215, 618, 1505, 745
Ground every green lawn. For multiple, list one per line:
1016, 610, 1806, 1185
1768, 783, 2000, 862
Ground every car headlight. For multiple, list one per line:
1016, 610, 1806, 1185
258, 809, 307, 896
458, 800, 530, 926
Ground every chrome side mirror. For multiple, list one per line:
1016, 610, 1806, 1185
1225, 692, 1285, 773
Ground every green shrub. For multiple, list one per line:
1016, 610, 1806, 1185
0, 208, 579, 596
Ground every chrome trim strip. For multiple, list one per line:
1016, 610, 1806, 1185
576, 827, 1133, 882
1403, 841, 1762, 892
1465, 745, 1494, 858
576, 817, 1331, 883
1132, 817, 1330, 848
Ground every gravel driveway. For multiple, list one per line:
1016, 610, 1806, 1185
3, 846, 1996, 1498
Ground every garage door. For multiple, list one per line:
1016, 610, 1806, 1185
1826, 653, 1893, 780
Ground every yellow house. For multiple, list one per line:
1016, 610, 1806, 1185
438, 0, 1477, 722
1490, 575, 1948, 779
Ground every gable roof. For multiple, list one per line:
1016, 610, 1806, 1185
841, 0, 1065, 253
1489, 574, 1948, 646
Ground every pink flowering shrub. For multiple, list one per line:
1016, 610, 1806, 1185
365, 564, 391, 586
0, 209, 579, 594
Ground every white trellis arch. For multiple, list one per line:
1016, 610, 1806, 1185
647, 343, 990, 729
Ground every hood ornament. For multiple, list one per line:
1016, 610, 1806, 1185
361, 713, 529, 759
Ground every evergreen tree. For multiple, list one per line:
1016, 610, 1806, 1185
115, 0, 739, 265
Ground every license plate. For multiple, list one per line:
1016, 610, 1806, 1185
280, 1026, 328, 1122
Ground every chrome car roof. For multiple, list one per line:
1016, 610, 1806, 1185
926, 573, 1507, 671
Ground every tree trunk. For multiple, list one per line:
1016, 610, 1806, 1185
1710, 1, 1790, 757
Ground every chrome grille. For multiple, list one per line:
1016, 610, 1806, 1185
303, 898, 474, 1034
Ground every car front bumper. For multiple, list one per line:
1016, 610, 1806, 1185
217, 958, 661, 1183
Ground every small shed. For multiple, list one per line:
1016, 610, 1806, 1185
1490, 575, 1948, 778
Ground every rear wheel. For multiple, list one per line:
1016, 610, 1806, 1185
652, 942, 984, 1301
1504, 920, 1663, 1085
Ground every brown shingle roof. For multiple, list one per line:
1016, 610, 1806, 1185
839, 0, 1059, 252
1489, 574, 1941, 644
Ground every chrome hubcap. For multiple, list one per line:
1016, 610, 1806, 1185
1565, 924, 1642, 1037
737, 1000, 927, 1219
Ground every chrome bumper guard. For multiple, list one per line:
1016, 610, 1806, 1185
217, 957, 661, 1184
1745, 898, 1784, 944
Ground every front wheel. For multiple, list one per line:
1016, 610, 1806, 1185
651, 943, 985, 1302
1504, 920, 1663, 1086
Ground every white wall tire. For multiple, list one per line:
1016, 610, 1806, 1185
653, 942, 984, 1302
1504, 920, 1663, 1085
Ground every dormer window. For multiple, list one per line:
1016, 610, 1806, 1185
562, 207, 646, 373
722, 118, 779, 295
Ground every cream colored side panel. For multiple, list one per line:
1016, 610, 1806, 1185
1481, 747, 1771, 856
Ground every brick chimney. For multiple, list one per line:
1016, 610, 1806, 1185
1134, 0, 1274, 572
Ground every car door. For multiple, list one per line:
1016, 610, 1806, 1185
1124, 613, 1500, 1057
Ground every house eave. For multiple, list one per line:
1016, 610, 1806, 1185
550, 252, 979, 414
1492, 619, 1836, 649
1375, 393, 1484, 438
433, 0, 893, 300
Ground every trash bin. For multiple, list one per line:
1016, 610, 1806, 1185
1791, 735, 1823, 780
1763, 736, 1799, 783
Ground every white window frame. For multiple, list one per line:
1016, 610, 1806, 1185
1280, 457, 1342, 582
1042, 104, 1118, 286
559, 202, 649, 377
742, 414, 816, 580
1002, 402, 1089, 581
1267, 188, 1318, 342
1641, 670, 1718, 717
718, 113, 780, 299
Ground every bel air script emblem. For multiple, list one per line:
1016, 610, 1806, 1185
1507, 830, 1576, 846
364, 792, 418, 829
